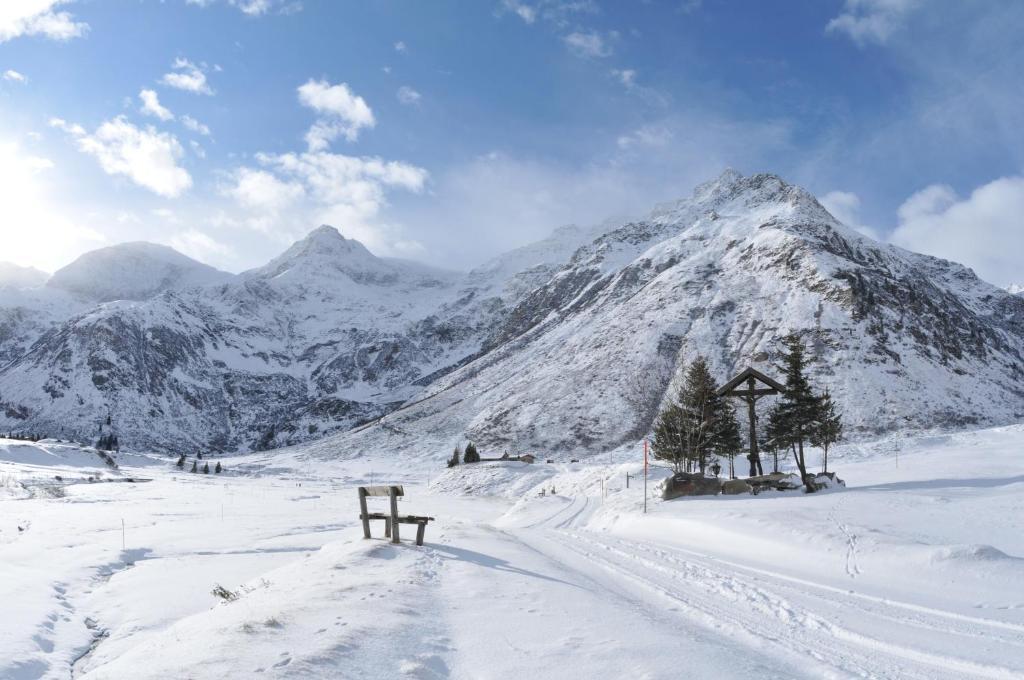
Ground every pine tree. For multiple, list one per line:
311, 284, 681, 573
712, 398, 743, 479
176, 454, 185, 469
678, 356, 723, 474
811, 390, 843, 474
190, 460, 197, 473
652, 401, 687, 473
771, 334, 822, 492
447, 444, 462, 468
464, 442, 480, 463
197, 451, 203, 460
203, 462, 210, 474
652, 356, 734, 475
215, 461, 222, 473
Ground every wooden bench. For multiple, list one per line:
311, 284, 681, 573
358, 485, 434, 546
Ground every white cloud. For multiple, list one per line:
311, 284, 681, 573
0, 139, 105, 271
139, 88, 174, 121
396, 85, 421, 106
223, 151, 428, 255
297, 78, 375, 150
502, 0, 536, 23
563, 31, 612, 58
181, 115, 211, 136
610, 68, 636, 88
0, 1, 87, 44
394, 40, 407, 53
223, 167, 304, 212
54, 115, 192, 198
189, 140, 206, 158
167, 228, 235, 264
819, 190, 882, 240
826, 0, 918, 46
160, 58, 213, 95
185, 0, 298, 15
616, 124, 673, 150
889, 176, 1024, 287
3, 69, 27, 83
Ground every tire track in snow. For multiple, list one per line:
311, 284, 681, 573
539, 527, 1023, 680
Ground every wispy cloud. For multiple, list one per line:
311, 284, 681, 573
3, 69, 27, 83
610, 68, 636, 88
563, 30, 612, 58
139, 89, 174, 121
185, 0, 301, 16
0, 1, 88, 44
501, 0, 536, 23
181, 115, 211, 136
52, 116, 192, 197
160, 58, 214, 95
826, 0, 918, 47
223, 151, 428, 256
396, 86, 422, 106
890, 177, 1024, 287
394, 40, 407, 53
297, 78, 375, 150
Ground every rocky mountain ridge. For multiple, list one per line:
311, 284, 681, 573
1, 170, 1022, 455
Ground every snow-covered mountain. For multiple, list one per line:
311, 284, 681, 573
0, 262, 48, 289
1, 171, 1022, 454
303, 170, 1024, 460
46, 242, 234, 302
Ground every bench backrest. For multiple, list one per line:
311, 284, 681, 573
360, 485, 404, 497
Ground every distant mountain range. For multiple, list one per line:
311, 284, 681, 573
2, 170, 1022, 455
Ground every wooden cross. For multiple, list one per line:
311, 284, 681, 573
716, 367, 785, 477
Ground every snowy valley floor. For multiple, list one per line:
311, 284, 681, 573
1, 427, 1023, 679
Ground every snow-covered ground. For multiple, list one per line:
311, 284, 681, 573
1, 427, 1022, 679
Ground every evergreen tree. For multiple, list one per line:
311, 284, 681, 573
447, 444, 462, 468
197, 451, 203, 460
215, 461, 222, 473
811, 390, 843, 474
203, 462, 210, 474
190, 460, 197, 473
652, 356, 736, 475
770, 334, 823, 492
712, 398, 743, 479
176, 454, 185, 469
651, 401, 687, 473
464, 442, 480, 463
678, 357, 719, 474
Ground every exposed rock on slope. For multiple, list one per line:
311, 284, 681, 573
301, 171, 1024, 460
2, 173, 1022, 455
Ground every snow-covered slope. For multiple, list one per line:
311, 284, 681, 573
0, 262, 48, 289
47, 242, 234, 303
2, 425, 1023, 679
2, 172, 1023, 454
304, 170, 1024, 460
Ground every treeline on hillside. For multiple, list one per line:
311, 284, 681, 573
653, 334, 842, 493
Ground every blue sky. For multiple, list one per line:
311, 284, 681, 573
1, 1, 1022, 286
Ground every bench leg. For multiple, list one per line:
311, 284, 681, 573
359, 489, 370, 539
390, 488, 400, 544
416, 523, 426, 546
384, 518, 391, 538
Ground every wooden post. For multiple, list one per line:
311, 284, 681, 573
416, 522, 426, 546
359, 487, 371, 539
389, 486, 400, 544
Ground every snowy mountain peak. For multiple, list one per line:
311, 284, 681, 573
0, 262, 49, 289
46, 242, 233, 302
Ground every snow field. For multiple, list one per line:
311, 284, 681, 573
1, 427, 1022, 678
